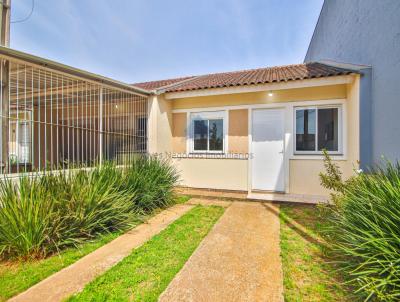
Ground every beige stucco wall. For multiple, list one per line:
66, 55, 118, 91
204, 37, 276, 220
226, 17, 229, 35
289, 160, 355, 196
289, 75, 360, 195
172, 84, 346, 110
172, 112, 187, 153
228, 109, 248, 153
150, 76, 360, 196
148, 94, 173, 154
173, 158, 248, 190
171, 109, 249, 154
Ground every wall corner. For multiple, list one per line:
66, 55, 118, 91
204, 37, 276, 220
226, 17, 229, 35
359, 67, 373, 169
146, 94, 173, 154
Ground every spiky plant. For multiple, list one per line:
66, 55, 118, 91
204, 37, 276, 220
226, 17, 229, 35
321, 156, 400, 301
0, 177, 60, 258
0, 165, 137, 259
0, 158, 180, 260
123, 155, 179, 212
64, 164, 137, 238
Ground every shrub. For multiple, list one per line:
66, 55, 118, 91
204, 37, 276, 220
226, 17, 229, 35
123, 155, 179, 212
0, 166, 136, 259
63, 165, 137, 237
320, 154, 400, 301
0, 157, 179, 259
0, 177, 60, 258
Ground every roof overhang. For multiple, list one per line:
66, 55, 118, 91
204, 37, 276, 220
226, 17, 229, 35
164, 74, 356, 99
318, 60, 372, 71
0, 46, 151, 97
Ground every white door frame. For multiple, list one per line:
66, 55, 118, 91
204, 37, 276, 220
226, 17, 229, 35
248, 106, 288, 193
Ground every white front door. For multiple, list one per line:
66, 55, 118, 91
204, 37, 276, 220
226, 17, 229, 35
251, 108, 285, 192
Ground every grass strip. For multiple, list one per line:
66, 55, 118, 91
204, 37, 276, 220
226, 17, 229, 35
68, 205, 224, 302
280, 204, 355, 302
174, 195, 191, 204
0, 231, 121, 302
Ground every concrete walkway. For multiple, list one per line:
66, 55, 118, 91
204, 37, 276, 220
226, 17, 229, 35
159, 201, 283, 302
177, 187, 327, 204
187, 197, 233, 208
9, 204, 194, 302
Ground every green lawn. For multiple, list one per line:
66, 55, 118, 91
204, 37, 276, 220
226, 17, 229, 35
0, 231, 122, 302
68, 205, 224, 302
280, 204, 355, 302
174, 195, 191, 204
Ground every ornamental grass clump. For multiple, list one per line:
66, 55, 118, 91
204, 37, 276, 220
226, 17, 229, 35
61, 165, 137, 237
0, 177, 60, 258
0, 164, 136, 259
0, 157, 179, 260
123, 155, 179, 212
320, 152, 400, 301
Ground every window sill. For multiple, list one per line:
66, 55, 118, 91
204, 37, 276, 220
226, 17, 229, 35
189, 152, 224, 155
290, 154, 347, 161
172, 153, 250, 160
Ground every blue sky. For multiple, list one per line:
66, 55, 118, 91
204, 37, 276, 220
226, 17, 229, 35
11, 0, 323, 83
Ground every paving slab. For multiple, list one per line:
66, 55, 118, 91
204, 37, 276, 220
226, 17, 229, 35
159, 201, 283, 302
176, 187, 327, 204
176, 187, 248, 199
187, 197, 232, 208
9, 204, 194, 302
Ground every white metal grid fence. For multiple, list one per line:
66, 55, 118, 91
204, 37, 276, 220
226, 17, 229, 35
0, 56, 148, 175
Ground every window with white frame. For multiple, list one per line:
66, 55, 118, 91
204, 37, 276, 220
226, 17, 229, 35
294, 106, 342, 154
190, 111, 226, 153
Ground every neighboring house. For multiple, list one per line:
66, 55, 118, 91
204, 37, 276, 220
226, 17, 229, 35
136, 62, 361, 199
305, 0, 400, 166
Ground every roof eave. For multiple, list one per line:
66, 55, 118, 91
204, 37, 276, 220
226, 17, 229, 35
0, 46, 151, 96
164, 73, 356, 99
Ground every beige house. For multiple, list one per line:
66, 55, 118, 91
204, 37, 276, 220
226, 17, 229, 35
137, 62, 361, 201
0, 47, 361, 202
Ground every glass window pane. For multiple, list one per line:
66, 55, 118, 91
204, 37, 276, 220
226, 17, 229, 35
318, 108, 339, 151
209, 119, 223, 151
18, 121, 31, 163
296, 109, 316, 151
193, 120, 208, 151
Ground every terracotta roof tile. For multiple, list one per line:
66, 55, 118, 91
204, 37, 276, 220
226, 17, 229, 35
132, 62, 355, 93
132, 76, 195, 90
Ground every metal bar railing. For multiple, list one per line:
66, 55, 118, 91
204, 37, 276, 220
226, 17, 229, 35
0, 55, 149, 176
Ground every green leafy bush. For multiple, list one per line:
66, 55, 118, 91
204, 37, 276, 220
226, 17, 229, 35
0, 157, 178, 259
320, 154, 400, 301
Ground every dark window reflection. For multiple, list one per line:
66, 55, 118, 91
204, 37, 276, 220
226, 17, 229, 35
209, 119, 223, 151
296, 109, 316, 151
193, 120, 208, 151
318, 108, 338, 151
193, 119, 224, 152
